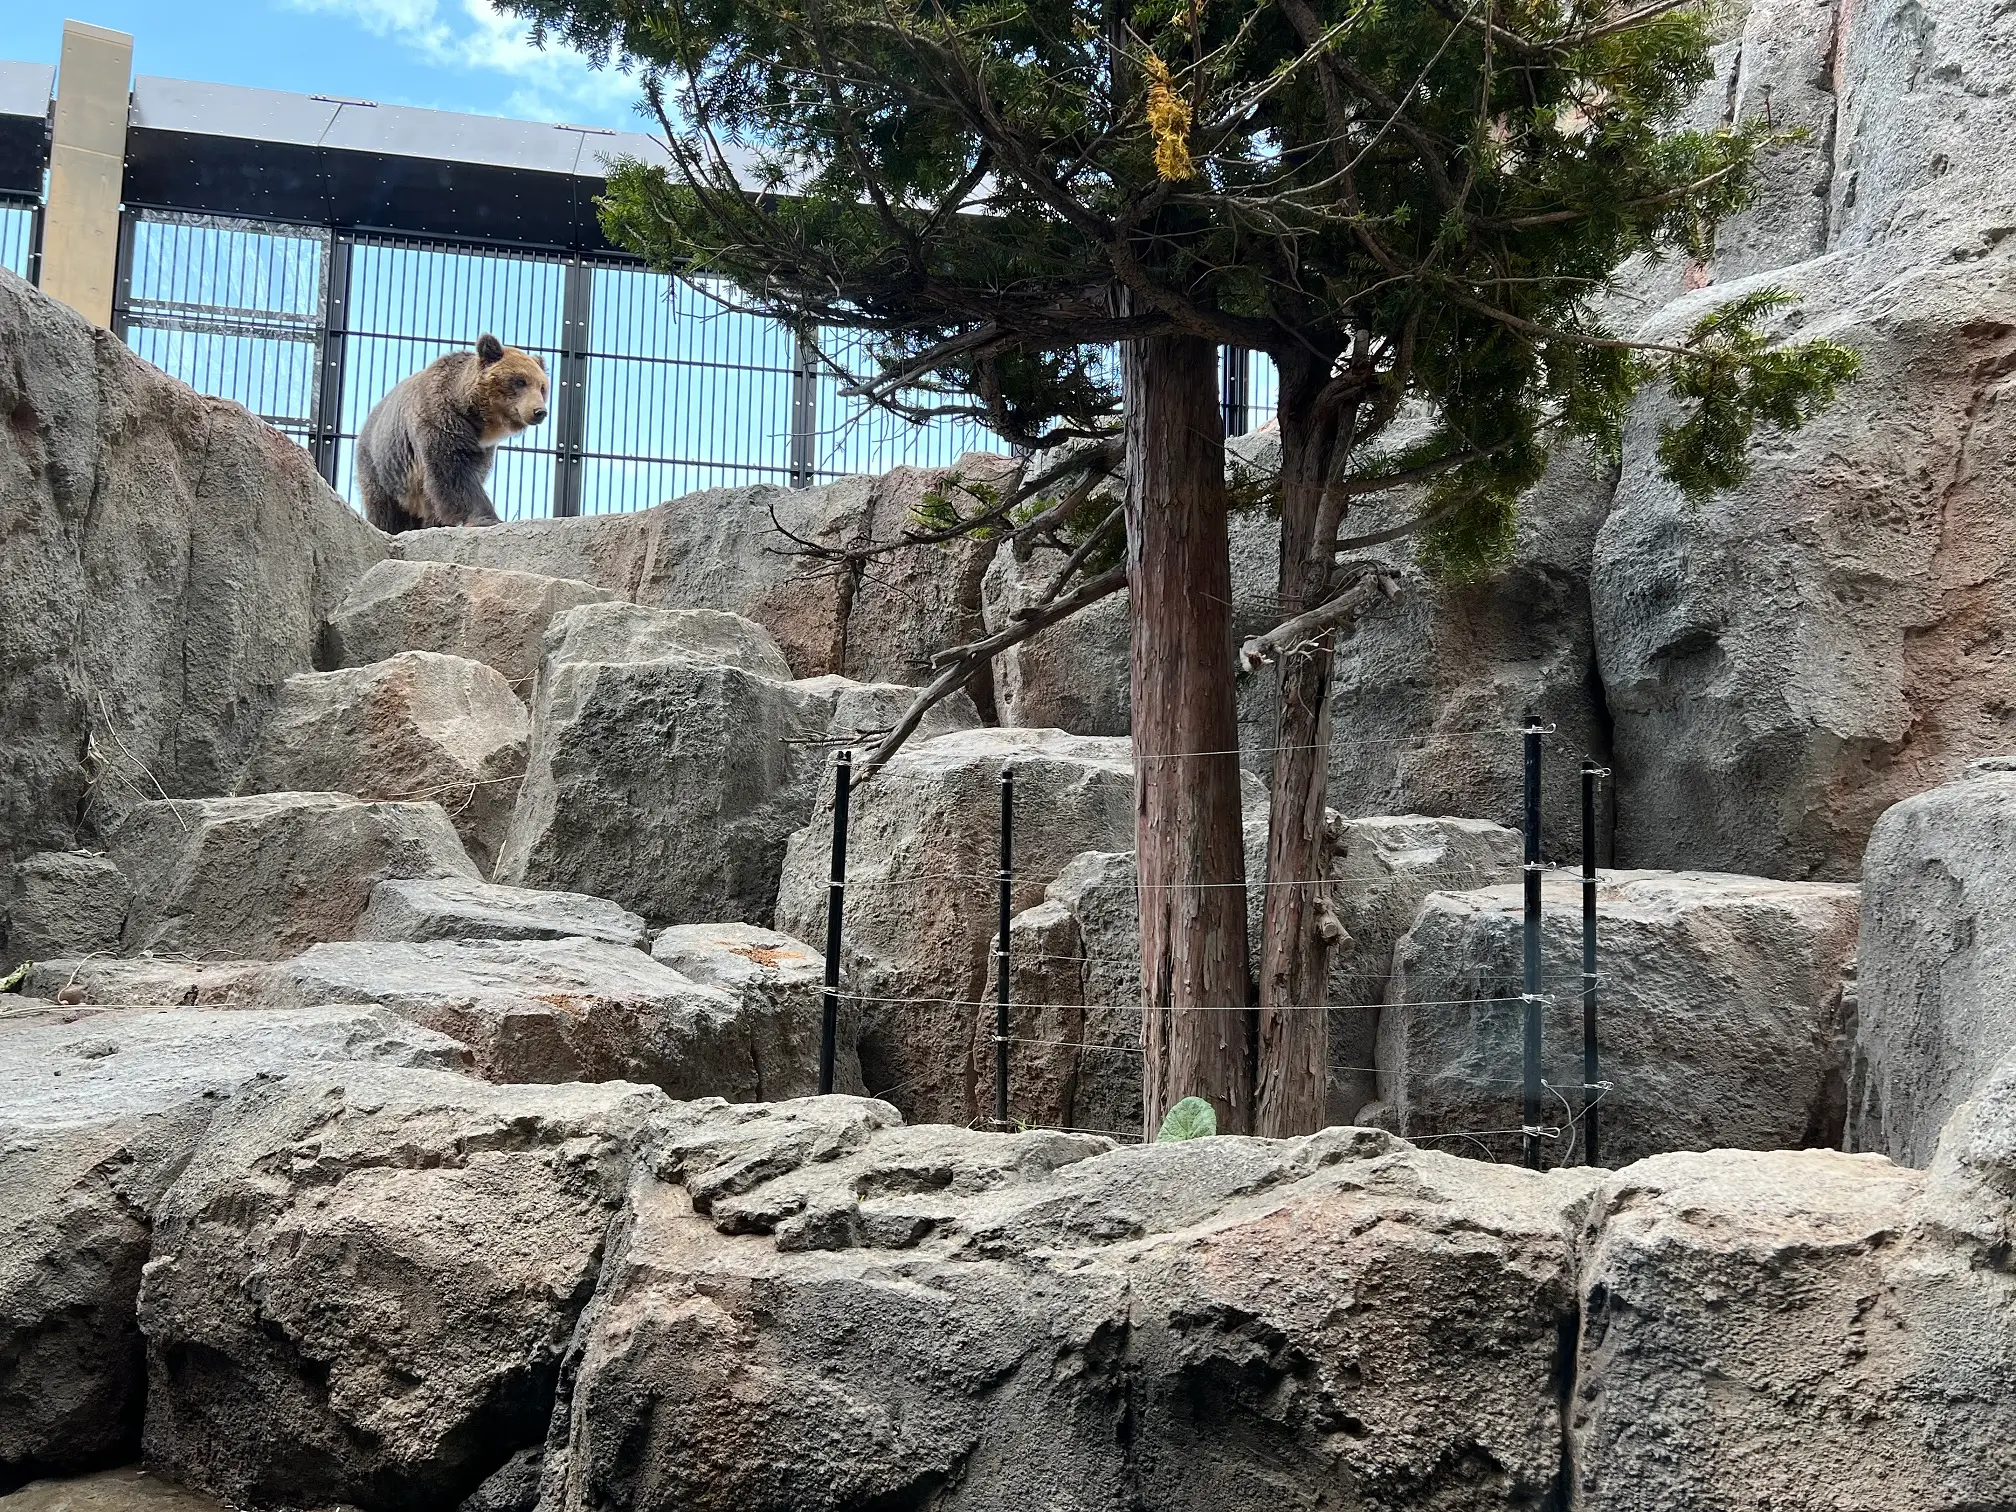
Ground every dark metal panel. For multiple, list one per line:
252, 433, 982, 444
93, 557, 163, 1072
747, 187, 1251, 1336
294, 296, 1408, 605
0, 60, 53, 195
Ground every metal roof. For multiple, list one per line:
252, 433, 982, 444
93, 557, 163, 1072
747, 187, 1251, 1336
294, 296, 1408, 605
0, 60, 53, 195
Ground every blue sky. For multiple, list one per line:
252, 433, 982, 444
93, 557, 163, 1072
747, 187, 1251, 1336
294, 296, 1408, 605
0, 0, 647, 130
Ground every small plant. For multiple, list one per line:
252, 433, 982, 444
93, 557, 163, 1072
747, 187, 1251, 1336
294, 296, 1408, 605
1156, 1097, 1218, 1142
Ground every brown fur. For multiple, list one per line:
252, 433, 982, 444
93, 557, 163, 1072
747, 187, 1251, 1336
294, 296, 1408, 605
356, 334, 550, 533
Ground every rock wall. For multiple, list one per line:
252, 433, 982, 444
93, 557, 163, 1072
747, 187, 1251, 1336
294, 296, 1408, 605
0, 269, 386, 873
9, 1039, 2006, 1509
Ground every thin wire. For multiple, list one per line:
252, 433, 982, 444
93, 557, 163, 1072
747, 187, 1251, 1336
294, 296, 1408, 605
838, 990, 1529, 1013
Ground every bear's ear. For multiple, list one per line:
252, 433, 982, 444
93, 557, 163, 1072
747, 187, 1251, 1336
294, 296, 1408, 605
476, 334, 505, 365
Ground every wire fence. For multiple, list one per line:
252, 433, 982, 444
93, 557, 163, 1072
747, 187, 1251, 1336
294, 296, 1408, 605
805, 722, 1619, 1168
98, 203, 1281, 521
1, 194, 39, 281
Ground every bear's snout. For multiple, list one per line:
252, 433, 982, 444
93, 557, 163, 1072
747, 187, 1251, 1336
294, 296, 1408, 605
530, 406, 550, 425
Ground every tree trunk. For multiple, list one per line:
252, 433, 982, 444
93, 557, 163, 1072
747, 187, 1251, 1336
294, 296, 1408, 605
1255, 362, 1347, 1137
1125, 332, 1254, 1139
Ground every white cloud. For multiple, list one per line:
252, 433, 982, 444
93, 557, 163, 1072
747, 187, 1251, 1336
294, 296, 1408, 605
284, 0, 642, 125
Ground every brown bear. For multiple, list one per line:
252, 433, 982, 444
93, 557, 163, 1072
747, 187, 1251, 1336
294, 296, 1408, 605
356, 333, 550, 533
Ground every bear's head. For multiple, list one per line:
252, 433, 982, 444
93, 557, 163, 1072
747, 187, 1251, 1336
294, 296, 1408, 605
471, 333, 550, 441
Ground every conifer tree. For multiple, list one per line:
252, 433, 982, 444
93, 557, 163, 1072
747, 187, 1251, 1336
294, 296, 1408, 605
506, 0, 1857, 1136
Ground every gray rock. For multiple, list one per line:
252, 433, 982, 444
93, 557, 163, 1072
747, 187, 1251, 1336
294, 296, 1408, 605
280, 936, 819, 1098
1850, 764, 2016, 1166
1828, 0, 2016, 260
1325, 816, 1522, 1123
234, 652, 530, 874
979, 539, 1131, 736
539, 600, 794, 679
137, 1068, 666, 1512
0, 1004, 467, 1488
0, 268, 385, 874
650, 922, 862, 1098
107, 793, 478, 960
1592, 249, 2016, 877
542, 1099, 1604, 1512
1381, 869, 1861, 1167
393, 477, 877, 678
1320, 441, 1620, 862
17, 959, 281, 1009
0, 1466, 224, 1509
323, 558, 616, 693
844, 457, 1018, 690
776, 728, 1140, 1125
355, 877, 648, 949
3, 854, 129, 971
1569, 1143, 2016, 1508
497, 604, 976, 927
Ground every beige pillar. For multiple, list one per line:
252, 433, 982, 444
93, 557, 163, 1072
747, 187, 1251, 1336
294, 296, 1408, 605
40, 20, 132, 328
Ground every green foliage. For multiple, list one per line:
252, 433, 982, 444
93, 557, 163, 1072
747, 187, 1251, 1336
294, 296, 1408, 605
1654, 290, 1862, 500
503, 0, 1855, 548
1156, 1096, 1218, 1141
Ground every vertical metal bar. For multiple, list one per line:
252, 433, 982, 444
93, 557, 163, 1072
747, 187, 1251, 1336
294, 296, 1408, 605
1582, 759, 1601, 1168
313, 230, 352, 488
1220, 344, 1249, 436
109, 205, 134, 342
1522, 717, 1545, 1171
789, 334, 818, 487
553, 253, 591, 517
819, 750, 853, 1096
995, 766, 1014, 1129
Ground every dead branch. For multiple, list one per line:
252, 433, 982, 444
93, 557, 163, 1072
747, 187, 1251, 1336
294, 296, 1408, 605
1237, 563, 1402, 670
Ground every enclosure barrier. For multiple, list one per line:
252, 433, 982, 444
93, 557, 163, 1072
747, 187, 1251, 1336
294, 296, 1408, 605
812, 726, 1611, 1164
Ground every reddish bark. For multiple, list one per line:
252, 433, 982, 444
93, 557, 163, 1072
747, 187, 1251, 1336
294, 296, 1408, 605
1124, 332, 1255, 1137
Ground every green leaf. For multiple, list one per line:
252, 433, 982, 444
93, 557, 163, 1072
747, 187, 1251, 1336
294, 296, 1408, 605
0, 961, 30, 994
1156, 1096, 1218, 1142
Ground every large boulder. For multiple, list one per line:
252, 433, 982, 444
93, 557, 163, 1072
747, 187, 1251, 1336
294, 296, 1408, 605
1320, 441, 1620, 862
137, 1069, 665, 1512
979, 541, 1131, 736
0, 1004, 467, 1490
776, 728, 1140, 1126
354, 876, 647, 949
392, 457, 1018, 688
392, 479, 873, 677
541, 1100, 1604, 1512
279, 935, 823, 1098
322, 559, 616, 692
1592, 250, 2016, 877
650, 922, 862, 1095
0, 269, 385, 873
234, 653, 529, 874
2, 853, 129, 971
1850, 761, 2016, 1165
1380, 870, 1861, 1167
497, 603, 976, 927
1568, 1139, 2016, 1506
107, 793, 478, 960
1325, 816, 1522, 1123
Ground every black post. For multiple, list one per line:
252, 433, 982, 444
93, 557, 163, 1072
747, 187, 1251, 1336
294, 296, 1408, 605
312, 231, 353, 489
1581, 760, 1601, 1168
818, 749, 852, 1096
994, 767, 1014, 1128
1522, 718, 1545, 1170
552, 255, 593, 518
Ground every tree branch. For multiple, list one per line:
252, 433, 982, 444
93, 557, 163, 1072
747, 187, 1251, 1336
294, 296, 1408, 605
856, 561, 1129, 779
1237, 563, 1402, 670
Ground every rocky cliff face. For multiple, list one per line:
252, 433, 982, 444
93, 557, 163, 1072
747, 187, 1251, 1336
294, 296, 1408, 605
0, 269, 385, 873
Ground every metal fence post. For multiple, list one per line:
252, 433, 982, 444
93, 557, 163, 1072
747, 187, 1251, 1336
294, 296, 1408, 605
819, 749, 852, 1096
311, 229, 352, 488
1220, 344, 1250, 436
994, 766, 1014, 1128
1581, 759, 1603, 1168
1522, 717, 1545, 1171
789, 335, 818, 487
552, 253, 592, 517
